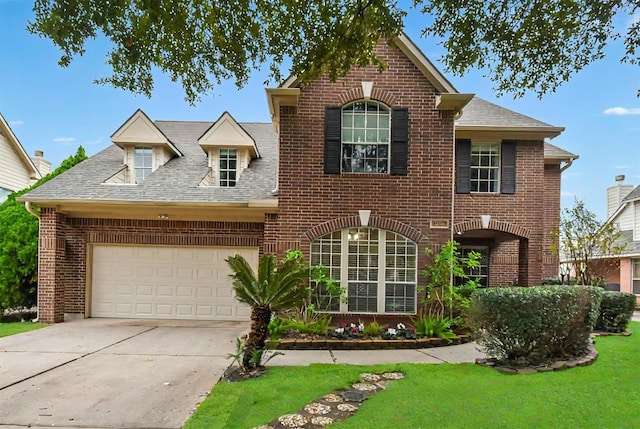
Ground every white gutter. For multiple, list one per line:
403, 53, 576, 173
24, 201, 40, 218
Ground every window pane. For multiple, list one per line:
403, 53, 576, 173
341, 101, 390, 174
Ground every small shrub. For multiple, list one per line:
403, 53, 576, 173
362, 320, 382, 337
288, 315, 332, 335
469, 285, 602, 366
412, 315, 456, 342
268, 317, 292, 340
596, 291, 636, 332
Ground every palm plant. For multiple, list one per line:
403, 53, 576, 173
226, 252, 310, 369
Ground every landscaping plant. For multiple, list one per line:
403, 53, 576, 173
595, 290, 636, 332
411, 314, 457, 342
420, 240, 481, 321
226, 250, 311, 369
469, 285, 602, 365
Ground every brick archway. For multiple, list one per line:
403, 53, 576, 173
303, 215, 426, 244
336, 87, 397, 108
453, 219, 531, 239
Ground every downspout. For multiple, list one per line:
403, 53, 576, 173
450, 109, 463, 287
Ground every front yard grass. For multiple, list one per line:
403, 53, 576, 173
185, 321, 640, 429
0, 322, 48, 338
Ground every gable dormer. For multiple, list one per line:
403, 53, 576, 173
109, 109, 182, 184
198, 112, 260, 187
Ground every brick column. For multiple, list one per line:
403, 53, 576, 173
38, 208, 66, 323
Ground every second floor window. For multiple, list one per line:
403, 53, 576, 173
471, 143, 500, 193
342, 102, 391, 173
219, 148, 237, 187
134, 147, 152, 184
456, 139, 516, 195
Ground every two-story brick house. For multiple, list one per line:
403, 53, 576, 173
19, 35, 577, 323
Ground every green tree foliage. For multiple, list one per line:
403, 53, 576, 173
0, 146, 87, 313
553, 199, 626, 286
27, 1, 639, 103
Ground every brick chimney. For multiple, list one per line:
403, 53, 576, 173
606, 175, 633, 218
31, 150, 51, 177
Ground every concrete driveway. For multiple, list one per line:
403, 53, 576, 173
0, 318, 249, 429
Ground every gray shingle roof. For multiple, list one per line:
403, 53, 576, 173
20, 121, 277, 204
622, 185, 640, 203
544, 142, 578, 161
616, 230, 640, 257
457, 97, 556, 128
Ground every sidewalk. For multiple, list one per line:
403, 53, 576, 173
272, 341, 484, 366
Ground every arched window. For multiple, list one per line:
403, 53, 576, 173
310, 227, 417, 314
341, 101, 390, 173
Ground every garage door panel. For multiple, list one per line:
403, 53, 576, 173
91, 245, 254, 320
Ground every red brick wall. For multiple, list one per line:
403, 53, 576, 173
274, 41, 551, 290
38, 213, 264, 322
275, 41, 452, 269
543, 164, 562, 279
38, 208, 67, 323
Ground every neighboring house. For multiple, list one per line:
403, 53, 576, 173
19, 34, 578, 323
0, 112, 50, 202
600, 176, 640, 305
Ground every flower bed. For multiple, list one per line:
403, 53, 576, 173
266, 322, 472, 350
266, 334, 471, 350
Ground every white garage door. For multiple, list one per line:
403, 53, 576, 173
91, 245, 256, 320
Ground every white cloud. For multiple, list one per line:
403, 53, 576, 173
615, 165, 630, 170
561, 191, 576, 197
52, 137, 77, 143
603, 107, 640, 116
8, 120, 24, 126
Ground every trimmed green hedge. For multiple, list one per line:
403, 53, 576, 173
595, 291, 636, 333
469, 286, 602, 366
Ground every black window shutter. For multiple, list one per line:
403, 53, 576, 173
390, 108, 409, 176
324, 107, 341, 174
501, 140, 517, 194
456, 139, 471, 194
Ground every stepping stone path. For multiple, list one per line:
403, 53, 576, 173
251, 372, 405, 428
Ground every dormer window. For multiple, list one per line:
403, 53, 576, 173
219, 148, 238, 187
107, 110, 183, 185
134, 147, 153, 184
197, 112, 260, 188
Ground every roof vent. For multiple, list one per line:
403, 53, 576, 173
615, 175, 625, 183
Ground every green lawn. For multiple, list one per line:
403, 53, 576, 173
185, 322, 640, 429
0, 322, 48, 338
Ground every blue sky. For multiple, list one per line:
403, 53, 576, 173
1, 1, 638, 220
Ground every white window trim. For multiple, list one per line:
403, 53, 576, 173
218, 147, 238, 187
341, 101, 391, 174
470, 141, 500, 194
313, 228, 417, 314
133, 146, 154, 184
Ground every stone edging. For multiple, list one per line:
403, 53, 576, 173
475, 340, 598, 374
266, 334, 471, 350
